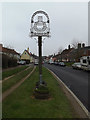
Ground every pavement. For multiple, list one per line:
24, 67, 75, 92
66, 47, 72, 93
44, 63, 89, 112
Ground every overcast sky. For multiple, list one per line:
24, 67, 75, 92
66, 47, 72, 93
1, 2, 88, 56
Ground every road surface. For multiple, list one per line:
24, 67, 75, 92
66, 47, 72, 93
44, 63, 89, 111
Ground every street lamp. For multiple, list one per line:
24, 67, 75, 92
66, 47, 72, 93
30, 10, 50, 84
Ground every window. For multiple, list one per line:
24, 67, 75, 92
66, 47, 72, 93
89, 61, 90, 65
83, 59, 86, 63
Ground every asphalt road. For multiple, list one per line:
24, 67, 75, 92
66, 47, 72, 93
44, 63, 89, 111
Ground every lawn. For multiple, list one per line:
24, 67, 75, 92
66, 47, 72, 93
2, 66, 33, 92
2, 65, 29, 80
2, 67, 78, 118
65, 62, 74, 67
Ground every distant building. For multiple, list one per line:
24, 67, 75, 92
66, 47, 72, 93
0, 44, 21, 68
20, 48, 35, 64
56, 45, 74, 62
52, 57, 57, 62
0, 44, 20, 60
68, 44, 90, 62
53, 43, 90, 62
60, 48, 74, 62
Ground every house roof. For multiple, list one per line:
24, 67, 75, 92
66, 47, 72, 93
52, 57, 57, 61
69, 46, 90, 54
0, 44, 20, 55
25, 50, 31, 56
32, 54, 38, 58
61, 48, 74, 55
24, 50, 38, 58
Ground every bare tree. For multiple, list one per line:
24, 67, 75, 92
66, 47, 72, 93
57, 47, 64, 61
6, 45, 14, 49
4, 44, 14, 49
58, 46, 63, 54
71, 38, 82, 49
71, 38, 83, 61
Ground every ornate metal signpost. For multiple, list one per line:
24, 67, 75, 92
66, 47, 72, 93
30, 10, 50, 84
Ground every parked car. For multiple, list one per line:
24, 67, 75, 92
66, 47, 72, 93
72, 62, 81, 69
54, 61, 58, 65
17, 60, 26, 65
48, 59, 53, 64
34, 59, 39, 65
49, 60, 54, 64
59, 62, 66, 67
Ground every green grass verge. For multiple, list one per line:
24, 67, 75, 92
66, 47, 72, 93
2, 67, 33, 92
2, 67, 78, 118
65, 62, 74, 67
2, 65, 29, 80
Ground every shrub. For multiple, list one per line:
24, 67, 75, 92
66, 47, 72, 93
2, 54, 9, 68
8, 58, 17, 67
2, 54, 17, 68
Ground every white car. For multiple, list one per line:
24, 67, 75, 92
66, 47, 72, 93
72, 62, 81, 69
34, 59, 39, 65
17, 60, 26, 65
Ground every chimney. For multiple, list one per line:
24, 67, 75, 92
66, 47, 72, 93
0, 44, 3, 47
82, 43, 85, 48
78, 43, 81, 49
27, 47, 29, 52
68, 45, 70, 49
0, 44, 2, 52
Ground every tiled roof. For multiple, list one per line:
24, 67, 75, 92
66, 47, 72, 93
61, 48, 74, 55
25, 50, 38, 58
70, 46, 90, 53
25, 50, 31, 56
0, 45, 20, 55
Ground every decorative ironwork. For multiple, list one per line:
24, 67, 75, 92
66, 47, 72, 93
30, 10, 50, 37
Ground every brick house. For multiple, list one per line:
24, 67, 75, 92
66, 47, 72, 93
55, 45, 74, 62
0, 44, 20, 60
54, 43, 90, 62
68, 44, 90, 62
0, 44, 20, 68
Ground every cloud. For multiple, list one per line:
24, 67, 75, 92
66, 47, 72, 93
2, 2, 88, 56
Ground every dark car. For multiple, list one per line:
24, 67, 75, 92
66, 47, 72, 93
59, 62, 66, 67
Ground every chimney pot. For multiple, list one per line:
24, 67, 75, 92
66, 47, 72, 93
82, 43, 85, 48
68, 45, 70, 49
78, 43, 81, 49
27, 47, 29, 52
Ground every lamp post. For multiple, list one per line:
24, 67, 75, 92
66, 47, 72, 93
30, 10, 50, 84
